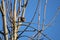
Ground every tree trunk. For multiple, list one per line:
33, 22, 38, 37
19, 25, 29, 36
13, 0, 17, 40
2, 0, 8, 40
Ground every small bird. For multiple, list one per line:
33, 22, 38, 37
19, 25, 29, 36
18, 17, 25, 22
20, 17, 25, 22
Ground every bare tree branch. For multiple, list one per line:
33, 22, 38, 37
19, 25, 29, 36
1, 0, 8, 40
0, 31, 4, 36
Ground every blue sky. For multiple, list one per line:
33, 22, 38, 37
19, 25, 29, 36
0, 0, 60, 40
24, 0, 60, 40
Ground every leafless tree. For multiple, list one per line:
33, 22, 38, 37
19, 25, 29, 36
0, 0, 60, 40
0, 0, 28, 40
